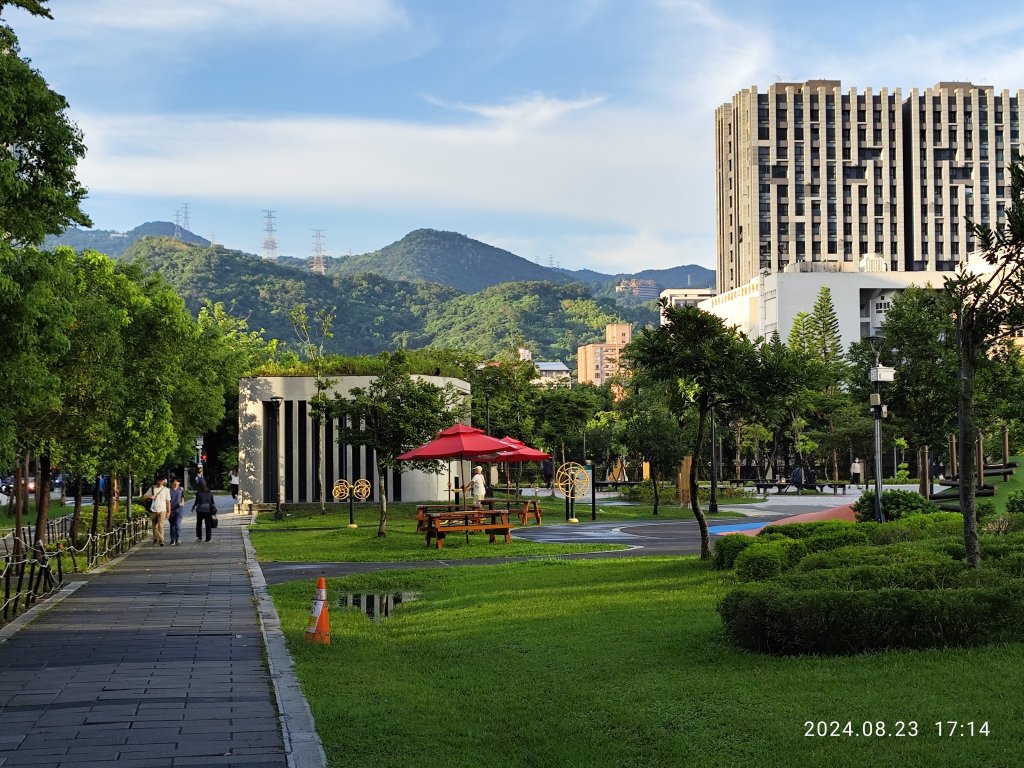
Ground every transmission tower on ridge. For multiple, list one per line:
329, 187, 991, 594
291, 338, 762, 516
311, 229, 327, 275
180, 202, 191, 232
173, 209, 182, 239
262, 210, 278, 261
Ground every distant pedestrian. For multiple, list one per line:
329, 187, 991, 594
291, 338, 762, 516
850, 458, 863, 487
192, 479, 217, 543
542, 459, 554, 490
464, 466, 487, 511
790, 465, 804, 486
168, 477, 185, 546
146, 477, 171, 546
229, 466, 239, 502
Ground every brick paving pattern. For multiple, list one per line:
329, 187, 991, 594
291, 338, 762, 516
0, 506, 287, 767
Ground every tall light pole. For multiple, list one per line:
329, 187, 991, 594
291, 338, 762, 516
709, 408, 719, 515
270, 396, 284, 520
867, 337, 894, 523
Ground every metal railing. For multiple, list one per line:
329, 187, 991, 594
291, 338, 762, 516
1, 517, 149, 623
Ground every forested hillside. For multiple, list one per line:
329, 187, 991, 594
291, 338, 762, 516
119, 237, 657, 363
44, 221, 208, 258
328, 228, 570, 292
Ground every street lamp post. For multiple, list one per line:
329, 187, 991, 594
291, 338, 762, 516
270, 396, 284, 520
709, 408, 719, 515
867, 337, 895, 523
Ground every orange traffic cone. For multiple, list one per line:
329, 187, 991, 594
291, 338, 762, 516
304, 576, 331, 645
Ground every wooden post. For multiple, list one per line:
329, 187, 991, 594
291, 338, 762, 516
1002, 423, 1011, 468
977, 432, 985, 491
949, 434, 958, 479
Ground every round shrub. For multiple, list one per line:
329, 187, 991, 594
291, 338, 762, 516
982, 513, 1024, 536
734, 544, 786, 582
853, 489, 940, 522
718, 581, 1024, 655
993, 553, 1024, 578
713, 534, 755, 570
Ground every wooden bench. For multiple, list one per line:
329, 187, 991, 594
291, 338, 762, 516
423, 511, 513, 550
415, 501, 496, 532
515, 498, 542, 526
796, 482, 847, 495
754, 482, 791, 494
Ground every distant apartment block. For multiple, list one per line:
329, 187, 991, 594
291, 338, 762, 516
614, 278, 660, 300
577, 323, 632, 386
716, 79, 1024, 294
659, 287, 717, 324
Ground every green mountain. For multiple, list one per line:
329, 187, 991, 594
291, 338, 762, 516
327, 228, 572, 293
44, 221, 209, 258
121, 236, 657, 363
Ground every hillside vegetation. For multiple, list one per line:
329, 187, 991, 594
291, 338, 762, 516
120, 237, 656, 362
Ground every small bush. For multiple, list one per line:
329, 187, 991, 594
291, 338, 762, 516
1004, 489, 1024, 516
867, 512, 964, 545
993, 553, 1024, 578
803, 527, 872, 553
734, 544, 786, 581
713, 534, 755, 570
853, 489, 939, 522
982, 513, 1024, 536
976, 500, 996, 521
718, 581, 1024, 655
979, 531, 1024, 560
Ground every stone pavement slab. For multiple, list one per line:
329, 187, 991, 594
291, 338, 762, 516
0, 501, 292, 768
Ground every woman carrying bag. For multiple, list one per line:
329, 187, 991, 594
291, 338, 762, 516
192, 478, 218, 543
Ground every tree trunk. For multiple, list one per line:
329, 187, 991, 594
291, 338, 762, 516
958, 349, 981, 568
650, 469, 659, 516
689, 404, 711, 559
314, 414, 326, 515
33, 453, 51, 557
90, 484, 100, 564
70, 474, 83, 544
109, 476, 120, 522
377, 469, 388, 537
13, 461, 24, 560
105, 474, 114, 531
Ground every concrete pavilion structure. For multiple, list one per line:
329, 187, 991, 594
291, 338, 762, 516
238, 374, 470, 506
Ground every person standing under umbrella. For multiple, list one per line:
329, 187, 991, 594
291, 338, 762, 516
465, 466, 487, 510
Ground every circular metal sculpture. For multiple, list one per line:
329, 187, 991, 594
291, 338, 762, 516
332, 479, 350, 501
352, 478, 372, 501
555, 462, 590, 499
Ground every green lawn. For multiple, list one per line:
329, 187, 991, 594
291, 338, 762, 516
249, 503, 627, 562
270, 557, 1024, 768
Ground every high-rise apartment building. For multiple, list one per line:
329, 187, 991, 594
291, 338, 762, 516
577, 323, 633, 386
715, 80, 1023, 294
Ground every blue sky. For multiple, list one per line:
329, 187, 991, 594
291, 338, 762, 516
9, 0, 1024, 271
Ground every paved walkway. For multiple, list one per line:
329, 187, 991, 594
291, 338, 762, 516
0, 503, 289, 768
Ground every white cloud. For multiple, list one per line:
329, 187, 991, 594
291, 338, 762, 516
45, 0, 409, 34
75, 100, 696, 239
426, 93, 608, 128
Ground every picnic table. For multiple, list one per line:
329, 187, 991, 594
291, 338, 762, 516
752, 481, 848, 495
423, 510, 514, 550
415, 500, 496, 532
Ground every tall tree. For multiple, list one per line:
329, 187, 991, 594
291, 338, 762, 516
626, 303, 757, 558
332, 352, 465, 536
945, 159, 1024, 568
0, 6, 91, 245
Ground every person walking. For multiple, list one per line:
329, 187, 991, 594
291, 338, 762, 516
850, 457, 863, 488
192, 479, 217, 543
229, 466, 239, 502
168, 477, 185, 546
146, 477, 171, 546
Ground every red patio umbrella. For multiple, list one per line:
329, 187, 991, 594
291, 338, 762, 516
397, 424, 513, 507
474, 437, 551, 501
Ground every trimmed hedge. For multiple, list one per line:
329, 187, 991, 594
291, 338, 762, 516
776, 560, 967, 591
718, 581, 1024, 655
713, 534, 756, 570
867, 512, 964, 545
757, 520, 863, 541
796, 542, 954, 572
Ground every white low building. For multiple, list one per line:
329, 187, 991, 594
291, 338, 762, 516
699, 257, 950, 351
238, 375, 471, 505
